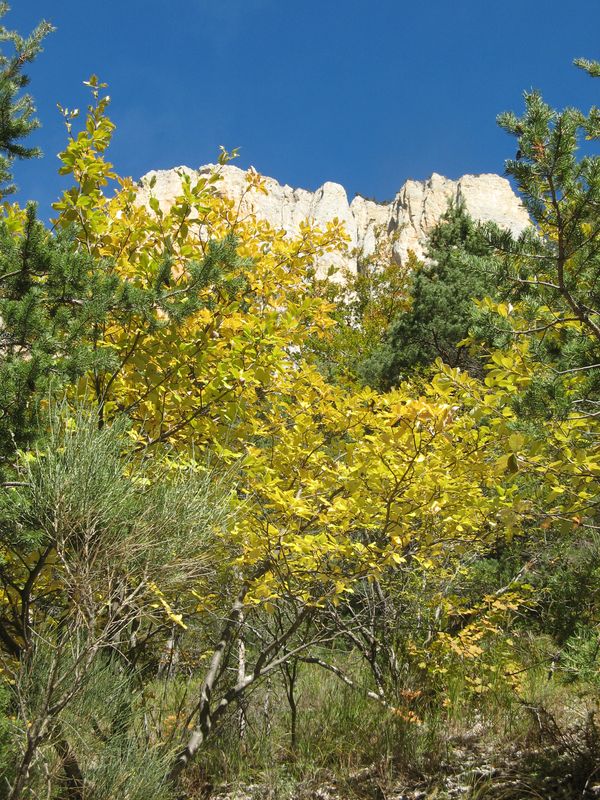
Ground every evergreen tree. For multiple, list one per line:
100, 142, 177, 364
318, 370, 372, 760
489, 57, 600, 419
0, 7, 54, 476
361, 201, 500, 390
0, 4, 52, 198
0, 210, 118, 470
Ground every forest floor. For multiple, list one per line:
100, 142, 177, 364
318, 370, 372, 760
208, 721, 600, 800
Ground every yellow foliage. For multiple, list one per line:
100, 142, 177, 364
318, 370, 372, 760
41, 85, 533, 614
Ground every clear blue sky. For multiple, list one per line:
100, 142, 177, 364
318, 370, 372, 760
8, 1, 600, 217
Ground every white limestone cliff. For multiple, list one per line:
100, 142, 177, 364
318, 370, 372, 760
136, 164, 530, 277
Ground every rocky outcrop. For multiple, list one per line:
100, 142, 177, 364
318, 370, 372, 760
136, 164, 530, 277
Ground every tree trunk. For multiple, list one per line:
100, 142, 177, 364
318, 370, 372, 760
237, 611, 247, 741
168, 582, 249, 782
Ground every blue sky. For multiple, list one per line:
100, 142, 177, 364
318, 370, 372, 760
8, 1, 600, 217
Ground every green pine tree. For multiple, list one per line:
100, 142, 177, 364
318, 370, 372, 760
490, 57, 600, 419
0, 208, 120, 471
361, 201, 500, 390
0, 4, 53, 198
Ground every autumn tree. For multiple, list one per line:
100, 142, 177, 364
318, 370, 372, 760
10, 82, 523, 790
0, 78, 250, 478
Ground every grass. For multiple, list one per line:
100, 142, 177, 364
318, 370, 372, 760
177, 640, 598, 799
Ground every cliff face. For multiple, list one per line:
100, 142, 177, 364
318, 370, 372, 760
136, 164, 530, 276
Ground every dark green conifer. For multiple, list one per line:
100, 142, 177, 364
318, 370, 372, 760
491, 59, 600, 418
361, 201, 500, 390
0, 4, 53, 198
